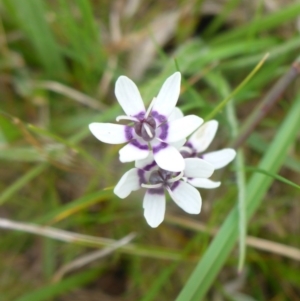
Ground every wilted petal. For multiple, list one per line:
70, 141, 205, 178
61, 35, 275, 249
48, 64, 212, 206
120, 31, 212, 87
152, 141, 185, 172
143, 190, 166, 228
168, 107, 184, 121
184, 158, 214, 178
168, 181, 201, 214
162, 115, 203, 143
202, 148, 236, 169
89, 123, 130, 144
119, 139, 149, 162
115, 76, 145, 117
189, 120, 218, 153
188, 178, 221, 189
152, 72, 181, 117
114, 168, 140, 198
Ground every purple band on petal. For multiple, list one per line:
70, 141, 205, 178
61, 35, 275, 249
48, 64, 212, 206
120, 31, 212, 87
181, 141, 197, 158
125, 126, 134, 140
158, 123, 168, 140
185, 142, 194, 148
131, 139, 149, 150
147, 187, 164, 195
138, 169, 146, 185
152, 111, 167, 123
143, 161, 157, 171
134, 111, 146, 121
152, 142, 168, 154
170, 181, 180, 191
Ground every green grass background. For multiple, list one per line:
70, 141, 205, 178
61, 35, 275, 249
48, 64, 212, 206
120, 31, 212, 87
0, 1, 299, 300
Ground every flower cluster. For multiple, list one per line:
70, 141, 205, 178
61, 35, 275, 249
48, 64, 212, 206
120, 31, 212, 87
89, 72, 236, 227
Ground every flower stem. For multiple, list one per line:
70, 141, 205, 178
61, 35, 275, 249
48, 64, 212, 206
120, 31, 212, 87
231, 57, 300, 148
205, 53, 269, 121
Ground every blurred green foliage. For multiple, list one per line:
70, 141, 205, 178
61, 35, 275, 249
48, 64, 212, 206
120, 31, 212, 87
0, 1, 299, 301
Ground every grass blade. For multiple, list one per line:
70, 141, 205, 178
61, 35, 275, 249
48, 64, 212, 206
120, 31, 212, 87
0, 164, 48, 205
4, 0, 66, 78
176, 94, 300, 300
15, 269, 99, 301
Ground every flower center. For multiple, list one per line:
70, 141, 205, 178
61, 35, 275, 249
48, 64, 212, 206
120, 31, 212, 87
149, 169, 183, 185
134, 116, 156, 142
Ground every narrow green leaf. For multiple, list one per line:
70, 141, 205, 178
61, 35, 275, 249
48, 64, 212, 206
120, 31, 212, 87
211, 3, 300, 45
0, 164, 48, 205
15, 269, 99, 301
243, 166, 300, 190
4, 0, 66, 78
204, 53, 269, 121
176, 94, 300, 300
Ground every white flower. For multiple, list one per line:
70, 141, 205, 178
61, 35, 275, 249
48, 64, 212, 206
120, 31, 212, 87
114, 153, 214, 228
180, 120, 236, 188
89, 72, 203, 172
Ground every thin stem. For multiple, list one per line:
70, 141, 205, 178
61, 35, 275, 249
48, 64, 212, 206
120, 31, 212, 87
33, 81, 105, 110
205, 53, 269, 121
166, 215, 300, 261
226, 90, 247, 272
231, 57, 300, 148
52, 233, 135, 282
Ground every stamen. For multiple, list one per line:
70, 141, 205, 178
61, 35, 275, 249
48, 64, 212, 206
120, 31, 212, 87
180, 146, 193, 154
167, 171, 184, 183
141, 183, 163, 189
181, 176, 188, 182
145, 97, 157, 118
143, 123, 154, 138
116, 115, 139, 122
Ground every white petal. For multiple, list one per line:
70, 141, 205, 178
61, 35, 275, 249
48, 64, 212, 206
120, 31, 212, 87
152, 141, 185, 172
89, 123, 129, 144
162, 115, 203, 143
170, 139, 186, 149
189, 120, 218, 153
168, 181, 201, 214
114, 168, 140, 198
188, 178, 221, 189
115, 76, 145, 117
143, 190, 166, 228
168, 107, 184, 121
202, 148, 236, 169
135, 152, 156, 170
184, 158, 214, 178
119, 140, 149, 162
152, 72, 181, 117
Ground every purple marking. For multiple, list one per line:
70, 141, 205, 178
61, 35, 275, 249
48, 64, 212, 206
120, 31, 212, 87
158, 123, 168, 140
147, 187, 164, 195
138, 169, 146, 185
131, 139, 149, 150
142, 161, 157, 171
185, 142, 194, 148
152, 142, 168, 154
125, 126, 133, 141
152, 111, 167, 124
181, 141, 198, 158
134, 111, 146, 121
170, 181, 180, 191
